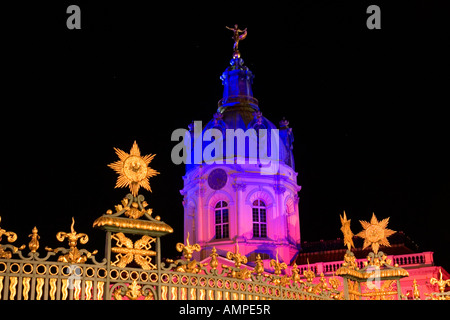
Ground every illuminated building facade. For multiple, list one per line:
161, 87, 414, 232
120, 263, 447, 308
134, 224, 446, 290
180, 48, 301, 264
180, 29, 450, 298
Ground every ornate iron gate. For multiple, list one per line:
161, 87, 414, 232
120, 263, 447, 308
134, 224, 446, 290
0, 192, 341, 300
1, 142, 447, 300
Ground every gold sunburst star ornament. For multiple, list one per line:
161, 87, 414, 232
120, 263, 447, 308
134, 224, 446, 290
340, 211, 355, 251
356, 213, 396, 254
108, 141, 159, 196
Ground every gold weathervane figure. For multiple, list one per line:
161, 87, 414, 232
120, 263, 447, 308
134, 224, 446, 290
108, 141, 159, 196
356, 213, 396, 254
226, 24, 247, 57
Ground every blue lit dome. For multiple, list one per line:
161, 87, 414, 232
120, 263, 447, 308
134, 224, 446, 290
186, 56, 295, 172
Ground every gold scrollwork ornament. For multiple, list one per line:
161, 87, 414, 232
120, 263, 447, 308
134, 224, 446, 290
0, 216, 24, 259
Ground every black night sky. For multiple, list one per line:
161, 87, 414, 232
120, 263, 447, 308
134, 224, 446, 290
2, 1, 450, 271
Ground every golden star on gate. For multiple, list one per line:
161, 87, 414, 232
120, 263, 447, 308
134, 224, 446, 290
356, 213, 396, 254
108, 141, 159, 196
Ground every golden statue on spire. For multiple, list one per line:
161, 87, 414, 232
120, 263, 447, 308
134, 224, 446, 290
226, 24, 247, 58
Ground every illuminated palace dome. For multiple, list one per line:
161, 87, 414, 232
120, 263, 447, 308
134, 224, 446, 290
181, 28, 301, 264
186, 55, 295, 173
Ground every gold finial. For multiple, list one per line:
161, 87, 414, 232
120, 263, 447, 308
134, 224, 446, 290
226, 24, 247, 58
356, 213, 396, 254
342, 250, 358, 270
270, 250, 287, 276
254, 254, 265, 276
329, 272, 341, 290
291, 263, 302, 283
28, 226, 40, 253
223, 241, 251, 279
226, 240, 248, 268
209, 247, 219, 270
108, 141, 159, 196
412, 279, 421, 300
175, 233, 204, 273
46, 217, 97, 263
340, 211, 355, 251
176, 232, 201, 261
430, 268, 450, 293
70, 217, 76, 233
303, 258, 315, 283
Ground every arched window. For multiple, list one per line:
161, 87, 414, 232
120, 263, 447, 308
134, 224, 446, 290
252, 200, 267, 238
214, 200, 229, 239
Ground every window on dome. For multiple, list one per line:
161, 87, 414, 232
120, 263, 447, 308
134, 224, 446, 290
214, 201, 229, 239
252, 200, 267, 238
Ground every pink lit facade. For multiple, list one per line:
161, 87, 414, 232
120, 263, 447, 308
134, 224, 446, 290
181, 162, 301, 264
